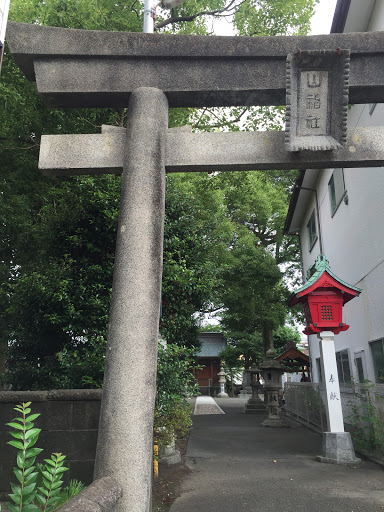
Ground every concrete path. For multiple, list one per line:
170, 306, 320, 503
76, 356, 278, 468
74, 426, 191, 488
170, 398, 384, 512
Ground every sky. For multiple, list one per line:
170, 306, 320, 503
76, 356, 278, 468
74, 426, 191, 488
214, 0, 339, 36
310, 0, 338, 35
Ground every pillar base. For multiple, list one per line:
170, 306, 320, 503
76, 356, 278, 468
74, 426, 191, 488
217, 392, 229, 398
245, 398, 266, 414
316, 432, 361, 464
262, 417, 289, 428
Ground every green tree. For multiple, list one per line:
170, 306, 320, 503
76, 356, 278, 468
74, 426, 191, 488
1, 0, 317, 389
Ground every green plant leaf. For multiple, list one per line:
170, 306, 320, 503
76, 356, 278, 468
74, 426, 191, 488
6, 421, 24, 430
45, 464, 56, 474
37, 487, 49, 497
5, 502, 19, 512
48, 488, 61, 497
24, 457, 37, 468
25, 428, 41, 439
7, 440, 24, 450
8, 493, 21, 505
25, 435, 39, 449
24, 475, 39, 488
23, 482, 37, 495
25, 447, 43, 458
13, 468, 23, 484
44, 459, 56, 467
25, 414, 40, 422
10, 431, 24, 440
55, 466, 69, 474
23, 492, 37, 505
24, 408, 32, 414
42, 470, 53, 481
10, 482, 21, 495
48, 495, 62, 504
17, 451, 25, 469
35, 493, 46, 505
23, 402, 32, 407
24, 467, 37, 478
43, 477, 51, 489
51, 480, 64, 490
21, 504, 40, 512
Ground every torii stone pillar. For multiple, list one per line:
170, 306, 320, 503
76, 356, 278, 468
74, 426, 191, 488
92, 88, 168, 512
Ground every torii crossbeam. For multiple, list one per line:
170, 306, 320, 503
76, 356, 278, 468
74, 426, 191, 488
6, 21, 384, 512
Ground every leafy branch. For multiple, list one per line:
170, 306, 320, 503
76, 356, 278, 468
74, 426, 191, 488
193, 107, 248, 130
155, 0, 247, 29
2, 402, 75, 512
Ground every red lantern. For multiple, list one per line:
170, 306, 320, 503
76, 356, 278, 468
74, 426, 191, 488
288, 255, 361, 336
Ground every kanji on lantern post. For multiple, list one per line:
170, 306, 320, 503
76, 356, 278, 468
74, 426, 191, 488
288, 254, 361, 463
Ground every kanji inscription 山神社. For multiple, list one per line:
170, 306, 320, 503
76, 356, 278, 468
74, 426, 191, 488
6, 21, 384, 512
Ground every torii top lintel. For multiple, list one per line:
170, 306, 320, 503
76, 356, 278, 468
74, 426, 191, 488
6, 21, 384, 109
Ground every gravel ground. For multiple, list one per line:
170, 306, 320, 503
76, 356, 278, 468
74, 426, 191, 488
193, 396, 225, 415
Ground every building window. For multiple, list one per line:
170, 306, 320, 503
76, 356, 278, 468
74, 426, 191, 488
316, 357, 323, 383
354, 352, 366, 382
336, 349, 351, 385
307, 209, 317, 250
328, 168, 346, 216
370, 339, 384, 383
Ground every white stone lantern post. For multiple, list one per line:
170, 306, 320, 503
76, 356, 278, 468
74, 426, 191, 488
288, 255, 362, 463
217, 366, 228, 398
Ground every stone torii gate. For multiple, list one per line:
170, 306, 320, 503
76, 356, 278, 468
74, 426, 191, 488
6, 21, 384, 512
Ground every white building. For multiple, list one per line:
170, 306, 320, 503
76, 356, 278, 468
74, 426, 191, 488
284, 0, 384, 387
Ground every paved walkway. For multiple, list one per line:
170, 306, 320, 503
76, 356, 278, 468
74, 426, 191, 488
170, 398, 384, 512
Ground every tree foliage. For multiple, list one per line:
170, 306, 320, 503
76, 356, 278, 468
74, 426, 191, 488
1, 0, 317, 389
220, 324, 301, 374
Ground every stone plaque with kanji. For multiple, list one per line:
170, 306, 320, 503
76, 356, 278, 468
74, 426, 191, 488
285, 49, 350, 152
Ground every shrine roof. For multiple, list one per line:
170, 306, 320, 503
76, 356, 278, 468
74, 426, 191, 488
275, 342, 310, 366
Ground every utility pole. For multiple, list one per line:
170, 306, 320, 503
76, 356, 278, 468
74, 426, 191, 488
143, 0, 155, 33
0, 0, 10, 74
144, 0, 187, 33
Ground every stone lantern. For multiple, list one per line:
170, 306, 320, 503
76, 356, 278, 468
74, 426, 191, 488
217, 366, 228, 398
288, 254, 361, 336
245, 364, 266, 414
288, 254, 362, 463
260, 349, 287, 427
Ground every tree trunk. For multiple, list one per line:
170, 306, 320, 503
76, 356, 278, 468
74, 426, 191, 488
0, 336, 7, 390
262, 327, 274, 356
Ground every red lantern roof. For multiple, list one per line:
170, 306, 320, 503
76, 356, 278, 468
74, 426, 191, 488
288, 254, 361, 307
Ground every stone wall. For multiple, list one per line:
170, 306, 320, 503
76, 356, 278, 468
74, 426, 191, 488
0, 389, 102, 499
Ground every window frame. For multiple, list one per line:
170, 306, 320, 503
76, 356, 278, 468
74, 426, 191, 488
316, 357, 323, 383
328, 168, 346, 217
307, 209, 318, 252
369, 103, 377, 115
369, 338, 384, 383
335, 348, 352, 387
354, 351, 366, 383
